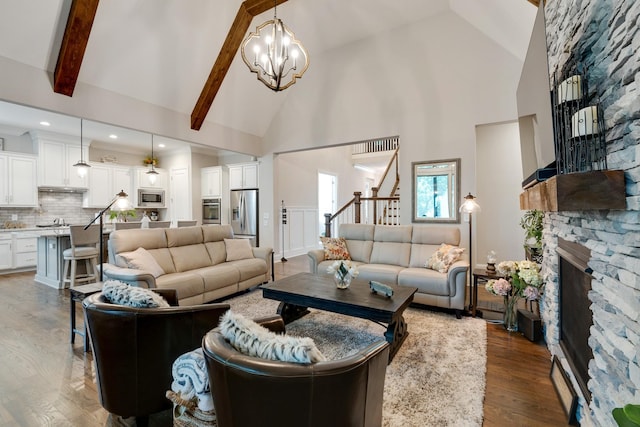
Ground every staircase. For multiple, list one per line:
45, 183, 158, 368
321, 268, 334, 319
323, 140, 400, 237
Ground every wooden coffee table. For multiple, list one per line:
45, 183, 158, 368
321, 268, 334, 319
261, 272, 417, 362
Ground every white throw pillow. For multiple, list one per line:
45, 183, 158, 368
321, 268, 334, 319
120, 247, 165, 278
102, 280, 170, 308
224, 238, 254, 262
219, 310, 326, 364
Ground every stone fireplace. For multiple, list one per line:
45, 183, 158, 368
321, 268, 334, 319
557, 238, 594, 403
538, 1, 640, 426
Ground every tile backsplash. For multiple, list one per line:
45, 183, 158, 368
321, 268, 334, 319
0, 191, 143, 228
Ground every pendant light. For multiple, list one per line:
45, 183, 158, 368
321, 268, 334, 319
240, 0, 309, 91
146, 134, 159, 185
73, 118, 91, 178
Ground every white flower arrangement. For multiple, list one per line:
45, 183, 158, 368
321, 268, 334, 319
327, 260, 359, 281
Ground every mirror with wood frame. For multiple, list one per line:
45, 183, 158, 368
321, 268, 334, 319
411, 158, 461, 223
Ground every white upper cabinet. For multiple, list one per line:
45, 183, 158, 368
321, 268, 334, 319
201, 166, 222, 198
37, 138, 88, 189
83, 163, 132, 208
133, 166, 167, 190
0, 153, 38, 207
228, 162, 258, 190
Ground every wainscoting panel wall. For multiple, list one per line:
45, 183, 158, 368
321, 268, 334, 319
279, 207, 320, 259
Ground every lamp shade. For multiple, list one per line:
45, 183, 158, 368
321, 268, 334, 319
459, 193, 481, 213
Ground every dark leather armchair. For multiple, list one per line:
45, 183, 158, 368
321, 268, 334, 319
202, 316, 390, 427
83, 290, 229, 426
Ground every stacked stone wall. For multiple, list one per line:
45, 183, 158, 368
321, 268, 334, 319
543, 1, 640, 425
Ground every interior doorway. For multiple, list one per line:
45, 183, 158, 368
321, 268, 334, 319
318, 172, 337, 236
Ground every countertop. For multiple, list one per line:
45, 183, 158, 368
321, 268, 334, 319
0, 225, 114, 236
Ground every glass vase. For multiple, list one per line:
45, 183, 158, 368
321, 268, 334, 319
503, 296, 519, 332
334, 272, 351, 289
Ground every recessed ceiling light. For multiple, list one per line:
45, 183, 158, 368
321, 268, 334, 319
109, 134, 118, 139
158, 143, 166, 148
40, 121, 50, 126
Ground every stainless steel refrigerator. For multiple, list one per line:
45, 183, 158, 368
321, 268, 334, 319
230, 189, 259, 247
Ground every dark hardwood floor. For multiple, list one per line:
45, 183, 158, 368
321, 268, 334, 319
0, 256, 567, 426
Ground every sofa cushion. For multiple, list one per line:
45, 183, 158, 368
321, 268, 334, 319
195, 264, 241, 292
357, 264, 404, 285
339, 224, 374, 263
156, 272, 205, 303
227, 258, 268, 281
319, 237, 351, 260
146, 248, 177, 274
398, 268, 450, 296
411, 226, 460, 246
166, 226, 204, 247
169, 245, 213, 272
219, 310, 326, 363
110, 228, 168, 266
225, 238, 254, 261
119, 247, 165, 278
102, 280, 170, 308
426, 244, 465, 273
202, 224, 234, 242
204, 241, 227, 265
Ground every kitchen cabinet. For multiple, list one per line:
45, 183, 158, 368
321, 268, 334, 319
13, 234, 37, 268
83, 163, 133, 208
0, 235, 11, 270
0, 153, 38, 207
37, 139, 88, 189
0, 232, 38, 271
134, 166, 167, 190
228, 162, 258, 189
201, 166, 222, 198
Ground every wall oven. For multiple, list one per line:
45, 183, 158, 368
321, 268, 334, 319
202, 198, 221, 224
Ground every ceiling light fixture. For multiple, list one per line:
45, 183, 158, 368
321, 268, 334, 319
240, 1, 309, 91
40, 121, 50, 126
146, 134, 159, 185
73, 118, 91, 178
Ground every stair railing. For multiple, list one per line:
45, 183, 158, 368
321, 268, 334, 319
323, 192, 400, 237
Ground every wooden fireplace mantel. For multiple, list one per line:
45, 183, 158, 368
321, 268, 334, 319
520, 170, 626, 211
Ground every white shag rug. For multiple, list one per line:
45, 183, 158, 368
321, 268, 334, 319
225, 290, 487, 427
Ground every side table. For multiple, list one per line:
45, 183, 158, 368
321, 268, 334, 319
471, 269, 504, 318
69, 282, 103, 352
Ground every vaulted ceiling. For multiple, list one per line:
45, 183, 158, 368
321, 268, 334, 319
0, 0, 537, 150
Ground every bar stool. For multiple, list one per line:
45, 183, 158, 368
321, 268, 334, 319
63, 225, 100, 288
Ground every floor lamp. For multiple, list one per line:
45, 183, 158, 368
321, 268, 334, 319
84, 190, 129, 282
460, 193, 481, 310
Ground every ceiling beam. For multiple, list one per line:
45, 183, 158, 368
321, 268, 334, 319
527, 0, 540, 6
53, 0, 100, 97
190, 0, 288, 130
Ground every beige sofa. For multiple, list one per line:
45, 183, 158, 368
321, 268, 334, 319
103, 225, 272, 305
308, 224, 468, 317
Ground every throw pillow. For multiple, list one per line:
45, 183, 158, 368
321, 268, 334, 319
120, 247, 165, 278
219, 310, 326, 364
102, 280, 170, 308
224, 238, 254, 261
426, 243, 465, 273
320, 237, 351, 261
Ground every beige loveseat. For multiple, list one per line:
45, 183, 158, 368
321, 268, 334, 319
103, 225, 272, 305
308, 224, 468, 317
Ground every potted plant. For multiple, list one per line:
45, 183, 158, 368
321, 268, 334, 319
109, 209, 137, 222
520, 209, 544, 263
613, 404, 640, 426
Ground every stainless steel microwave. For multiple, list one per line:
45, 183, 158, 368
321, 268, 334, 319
137, 189, 165, 207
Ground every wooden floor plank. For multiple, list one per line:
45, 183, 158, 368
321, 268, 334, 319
0, 257, 567, 426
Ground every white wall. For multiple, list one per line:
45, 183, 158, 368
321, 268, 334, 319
263, 10, 525, 251
475, 121, 525, 268
273, 146, 376, 258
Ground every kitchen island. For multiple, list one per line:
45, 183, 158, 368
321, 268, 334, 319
34, 226, 112, 289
